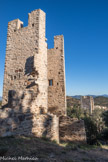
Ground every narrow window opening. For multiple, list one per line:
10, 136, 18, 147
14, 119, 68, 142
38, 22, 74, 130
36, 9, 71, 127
49, 79, 53, 86
40, 108, 45, 114
32, 23, 34, 27
19, 74, 20, 79
14, 76, 16, 79
21, 24, 23, 28
19, 69, 23, 72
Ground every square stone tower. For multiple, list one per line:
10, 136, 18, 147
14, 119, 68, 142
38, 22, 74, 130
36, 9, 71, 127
2, 9, 66, 117
81, 96, 94, 114
2, 9, 48, 115
48, 35, 66, 116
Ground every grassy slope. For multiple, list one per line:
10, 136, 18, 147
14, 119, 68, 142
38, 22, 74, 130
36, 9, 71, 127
0, 136, 108, 162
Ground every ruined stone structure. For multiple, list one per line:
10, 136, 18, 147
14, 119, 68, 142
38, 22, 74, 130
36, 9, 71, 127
59, 116, 86, 143
48, 36, 66, 116
81, 96, 94, 114
0, 9, 86, 143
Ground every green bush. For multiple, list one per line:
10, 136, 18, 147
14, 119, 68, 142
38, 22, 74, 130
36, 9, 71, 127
84, 117, 98, 145
67, 104, 108, 145
101, 128, 108, 141
102, 110, 108, 127
67, 105, 84, 119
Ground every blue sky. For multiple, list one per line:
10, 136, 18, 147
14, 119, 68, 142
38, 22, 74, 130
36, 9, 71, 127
0, 0, 108, 96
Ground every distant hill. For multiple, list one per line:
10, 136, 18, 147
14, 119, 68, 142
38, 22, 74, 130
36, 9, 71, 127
67, 96, 80, 107
71, 95, 108, 99
94, 96, 108, 107
71, 95, 97, 99
0, 97, 2, 101
67, 96, 108, 108
71, 95, 81, 99
102, 94, 108, 98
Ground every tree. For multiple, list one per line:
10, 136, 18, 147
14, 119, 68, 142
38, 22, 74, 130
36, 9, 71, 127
102, 110, 108, 127
84, 116, 98, 145
0, 101, 2, 108
67, 105, 84, 119
92, 108, 105, 133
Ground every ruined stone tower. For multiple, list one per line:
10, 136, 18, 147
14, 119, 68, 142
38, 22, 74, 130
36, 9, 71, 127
1, 9, 86, 143
2, 9, 48, 114
48, 36, 66, 116
2, 9, 66, 117
81, 96, 94, 114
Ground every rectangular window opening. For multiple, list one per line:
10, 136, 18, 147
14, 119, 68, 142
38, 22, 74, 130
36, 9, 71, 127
49, 79, 53, 86
21, 24, 23, 28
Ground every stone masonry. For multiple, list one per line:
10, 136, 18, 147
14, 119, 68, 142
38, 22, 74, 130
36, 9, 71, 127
1, 9, 86, 143
48, 35, 66, 116
59, 116, 86, 143
81, 96, 94, 114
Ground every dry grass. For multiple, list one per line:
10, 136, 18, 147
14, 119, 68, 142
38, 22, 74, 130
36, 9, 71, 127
0, 136, 108, 162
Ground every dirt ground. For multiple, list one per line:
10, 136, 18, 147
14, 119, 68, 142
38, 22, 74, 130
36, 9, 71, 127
0, 136, 108, 162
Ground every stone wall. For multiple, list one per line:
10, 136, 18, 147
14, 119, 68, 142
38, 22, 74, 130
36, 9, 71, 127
47, 35, 66, 116
59, 116, 86, 143
0, 108, 59, 143
2, 9, 48, 114
1, 9, 59, 142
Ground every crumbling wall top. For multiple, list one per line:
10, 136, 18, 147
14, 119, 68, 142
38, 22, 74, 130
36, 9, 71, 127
8, 9, 45, 32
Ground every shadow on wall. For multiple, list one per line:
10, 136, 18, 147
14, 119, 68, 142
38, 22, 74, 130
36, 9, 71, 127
0, 90, 86, 144
0, 89, 58, 142
25, 56, 34, 75
42, 115, 52, 138
0, 55, 55, 139
0, 90, 34, 137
